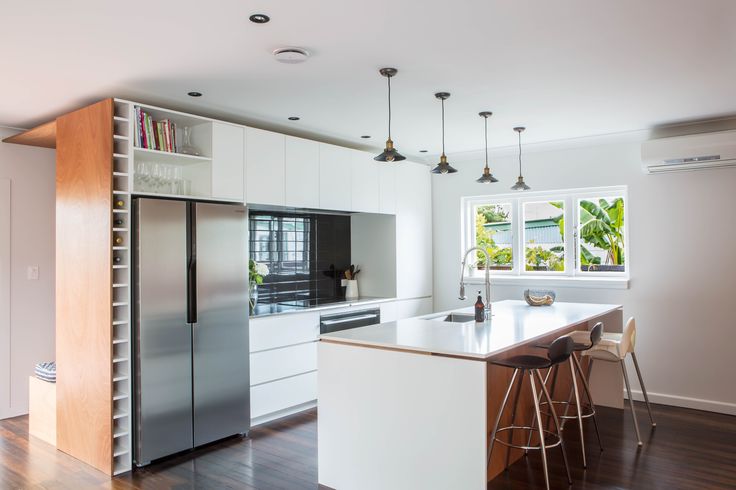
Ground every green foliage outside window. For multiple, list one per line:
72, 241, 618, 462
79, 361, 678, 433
474, 205, 513, 269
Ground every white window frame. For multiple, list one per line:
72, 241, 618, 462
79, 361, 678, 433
461, 185, 629, 289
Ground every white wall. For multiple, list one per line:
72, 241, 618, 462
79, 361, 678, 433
0, 127, 56, 419
432, 137, 736, 415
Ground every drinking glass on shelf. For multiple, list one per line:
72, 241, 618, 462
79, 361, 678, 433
173, 166, 184, 195
164, 165, 176, 194
135, 161, 150, 192
151, 163, 164, 193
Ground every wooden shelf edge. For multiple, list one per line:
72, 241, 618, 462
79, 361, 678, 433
2, 120, 57, 148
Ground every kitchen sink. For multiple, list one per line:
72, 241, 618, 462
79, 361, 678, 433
424, 312, 476, 323
442, 313, 476, 323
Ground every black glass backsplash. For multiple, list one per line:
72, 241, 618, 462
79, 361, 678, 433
249, 211, 351, 304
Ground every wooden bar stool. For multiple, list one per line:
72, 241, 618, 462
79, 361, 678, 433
582, 316, 656, 446
530, 322, 605, 468
487, 336, 574, 490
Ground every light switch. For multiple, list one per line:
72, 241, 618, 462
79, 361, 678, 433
27, 266, 39, 280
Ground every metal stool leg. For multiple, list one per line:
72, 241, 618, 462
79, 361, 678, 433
528, 371, 550, 490
568, 356, 587, 468
572, 353, 603, 451
525, 365, 557, 455
505, 368, 525, 470
488, 368, 520, 467
631, 352, 656, 427
621, 360, 643, 447
535, 370, 572, 485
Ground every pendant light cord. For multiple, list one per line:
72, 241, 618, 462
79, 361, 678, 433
387, 76, 392, 139
484, 116, 489, 169
441, 98, 446, 155
517, 131, 523, 176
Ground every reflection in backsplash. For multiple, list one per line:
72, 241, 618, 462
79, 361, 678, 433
249, 211, 351, 304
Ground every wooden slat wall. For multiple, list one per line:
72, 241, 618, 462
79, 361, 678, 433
55, 99, 113, 474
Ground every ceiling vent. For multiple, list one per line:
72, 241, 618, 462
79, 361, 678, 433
273, 47, 310, 64
641, 129, 736, 173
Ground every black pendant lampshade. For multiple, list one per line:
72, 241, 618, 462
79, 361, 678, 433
511, 126, 531, 191
374, 68, 406, 162
431, 92, 457, 174
476, 111, 498, 184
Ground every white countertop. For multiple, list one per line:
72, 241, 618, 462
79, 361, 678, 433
319, 300, 621, 359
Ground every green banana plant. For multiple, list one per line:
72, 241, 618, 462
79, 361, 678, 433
579, 198, 625, 265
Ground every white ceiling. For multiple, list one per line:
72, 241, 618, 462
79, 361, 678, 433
2, 0, 735, 158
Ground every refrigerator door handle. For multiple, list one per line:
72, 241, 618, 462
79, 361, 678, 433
187, 254, 197, 323
186, 202, 198, 324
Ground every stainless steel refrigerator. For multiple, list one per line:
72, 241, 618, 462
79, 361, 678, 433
133, 198, 250, 465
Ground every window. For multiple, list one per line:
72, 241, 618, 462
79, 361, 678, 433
523, 201, 565, 273
577, 196, 626, 273
463, 186, 628, 282
473, 203, 513, 271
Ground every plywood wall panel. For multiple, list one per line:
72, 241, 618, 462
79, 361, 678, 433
55, 99, 113, 475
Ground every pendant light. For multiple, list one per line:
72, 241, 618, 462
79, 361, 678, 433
431, 92, 457, 174
374, 68, 406, 162
476, 111, 498, 183
510, 126, 531, 191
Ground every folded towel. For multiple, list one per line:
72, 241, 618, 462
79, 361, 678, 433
35, 361, 56, 383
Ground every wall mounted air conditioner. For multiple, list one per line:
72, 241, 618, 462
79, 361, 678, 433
641, 129, 736, 173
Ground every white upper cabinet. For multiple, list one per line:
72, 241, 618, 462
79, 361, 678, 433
285, 136, 320, 209
378, 164, 397, 214
319, 143, 352, 211
245, 127, 285, 206
211, 122, 244, 202
395, 162, 432, 299
350, 151, 380, 213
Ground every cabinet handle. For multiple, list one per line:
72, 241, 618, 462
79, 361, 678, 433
320, 314, 378, 326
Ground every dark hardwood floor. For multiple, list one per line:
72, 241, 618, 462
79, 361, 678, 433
0, 402, 734, 489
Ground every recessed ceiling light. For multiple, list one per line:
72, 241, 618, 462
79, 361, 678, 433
249, 14, 270, 24
420, 150, 428, 153
361, 135, 371, 139
288, 116, 300, 121
188, 91, 202, 97
273, 47, 310, 64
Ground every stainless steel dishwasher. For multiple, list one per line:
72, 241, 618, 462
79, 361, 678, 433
319, 308, 381, 335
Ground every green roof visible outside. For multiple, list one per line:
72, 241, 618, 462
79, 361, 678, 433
484, 218, 560, 231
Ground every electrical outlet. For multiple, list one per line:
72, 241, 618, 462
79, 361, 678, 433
27, 266, 39, 280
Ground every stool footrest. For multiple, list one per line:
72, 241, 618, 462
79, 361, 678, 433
493, 425, 563, 451
539, 399, 597, 419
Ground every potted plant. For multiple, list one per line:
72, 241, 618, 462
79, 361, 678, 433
249, 260, 269, 310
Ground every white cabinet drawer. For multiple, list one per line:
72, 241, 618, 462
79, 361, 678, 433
250, 342, 317, 385
250, 371, 318, 419
249, 312, 320, 352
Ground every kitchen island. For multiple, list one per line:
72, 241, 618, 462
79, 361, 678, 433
318, 300, 623, 490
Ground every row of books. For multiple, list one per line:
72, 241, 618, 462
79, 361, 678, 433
134, 106, 178, 153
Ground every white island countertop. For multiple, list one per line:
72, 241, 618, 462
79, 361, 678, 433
320, 300, 621, 360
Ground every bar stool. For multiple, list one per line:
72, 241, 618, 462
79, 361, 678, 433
582, 316, 656, 446
530, 322, 605, 468
487, 336, 574, 490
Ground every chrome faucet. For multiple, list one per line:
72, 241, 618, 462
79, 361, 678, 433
459, 247, 492, 319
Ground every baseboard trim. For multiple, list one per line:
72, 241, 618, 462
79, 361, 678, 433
625, 389, 736, 416
250, 400, 317, 427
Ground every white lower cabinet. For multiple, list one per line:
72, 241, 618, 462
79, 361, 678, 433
251, 371, 318, 420
248, 300, 434, 424
250, 312, 319, 352
250, 341, 317, 385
